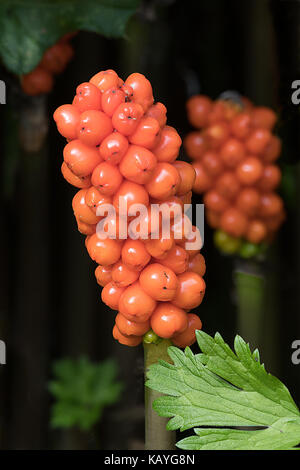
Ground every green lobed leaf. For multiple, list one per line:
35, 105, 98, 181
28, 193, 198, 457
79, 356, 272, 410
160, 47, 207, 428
0, 0, 140, 74
145, 330, 300, 450
177, 417, 300, 451
49, 356, 123, 431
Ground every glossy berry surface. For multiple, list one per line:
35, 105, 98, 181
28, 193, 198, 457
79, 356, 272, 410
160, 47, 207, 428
54, 69, 205, 348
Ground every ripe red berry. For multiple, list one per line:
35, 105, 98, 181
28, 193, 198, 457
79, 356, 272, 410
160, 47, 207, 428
63, 140, 103, 177
77, 110, 113, 146
101, 87, 126, 117
73, 82, 102, 112
54, 104, 80, 140
99, 132, 129, 165
91, 161, 123, 196
112, 102, 144, 136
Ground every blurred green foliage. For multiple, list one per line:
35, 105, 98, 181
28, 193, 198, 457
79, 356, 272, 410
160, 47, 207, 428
49, 356, 123, 431
0, 0, 140, 74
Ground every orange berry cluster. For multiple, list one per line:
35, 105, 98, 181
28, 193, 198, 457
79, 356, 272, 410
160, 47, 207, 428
21, 33, 75, 96
184, 96, 285, 248
54, 69, 206, 348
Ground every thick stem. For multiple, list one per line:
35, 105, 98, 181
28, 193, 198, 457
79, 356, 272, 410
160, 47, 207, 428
234, 254, 280, 374
144, 340, 176, 450
234, 261, 265, 350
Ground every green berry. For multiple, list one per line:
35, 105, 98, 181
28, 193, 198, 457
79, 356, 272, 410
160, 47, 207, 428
214, 230, 241, 255
239, 241, 260, 259
143, 329, 161, 345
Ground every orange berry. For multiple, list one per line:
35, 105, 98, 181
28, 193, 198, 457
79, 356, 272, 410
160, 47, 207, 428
145, 163, 181, 200
76, 218, 96, 236
251, 106, 277, 130
119, 145, 157, 184
40, 42, 73, 74
207, 100, 228, 124
111, 261, 140, 287
172, 161, 196, 196
259, 192, 283, 217
172, 272, 206, 310
150, 303, 188, 339
231, 111, 252, 140
245, 128, 271, 154
144, 234, 174, 259
204, 122, 230, 149
115, 313, 150, 336
263, 136, 281, 163
203, 190, 229, 212
172, 313, 202, 348
236, 188, 261, 217
150, 196, 184, 221
72, 189, 101, 225
186, 95, 212, 128
206, 210, 220, 229
192, 162, 212, 193
112, 324, 142, 347
53, 104, 80, 140
246, 220, 267, 244
184, 131, 207, 160
157, 244, 189, 274
188, 253, 206, 277
95, 264, 113, 287
85, 187, 112, 214
139, 263, 178, 301
258, 165, 281, 191
61, 162, 91, 188
236, 157, 264, 185
180, 191, 192, 206
124, 72, 154, 111
91, 161, 123, 196
145, 102, 167, 128
86, 233, 122, 265
202, 151, 224, 177
220, 208, 248, 237
121, 239, 151, 271
215, 172, 241, 200
63, 140, 103, 177
77, 110, 113, 147
101, 87, 126, 117
89, 69, 119, 93
153, 126, 182, 162
99, 132, 129, 165
129, 116, 161, 149
113, 181, 149, 213
119, 281, 157, 323
112, 102, 144, 136
180, 225, 202, 257
73, 82, 102, 112
21, 66, 53, 96
171, 214, 193, 242
100, 212, 128, 240
102, 282, 125, 310
219, 138, 245, 168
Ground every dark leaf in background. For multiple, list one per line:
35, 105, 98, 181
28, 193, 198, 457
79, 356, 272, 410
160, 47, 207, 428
0, 0, 140, 75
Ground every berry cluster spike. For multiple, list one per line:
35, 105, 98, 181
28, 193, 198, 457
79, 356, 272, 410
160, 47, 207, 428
184, 95, 285, 258
54, 69, 206, 347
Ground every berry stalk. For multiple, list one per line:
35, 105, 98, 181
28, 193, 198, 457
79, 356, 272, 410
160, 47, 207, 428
143, 338, 175, 450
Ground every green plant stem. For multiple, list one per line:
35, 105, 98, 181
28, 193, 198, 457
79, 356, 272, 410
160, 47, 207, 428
234, 254, 280, 374
234, 261, 265, 350
143, 340, 176, 450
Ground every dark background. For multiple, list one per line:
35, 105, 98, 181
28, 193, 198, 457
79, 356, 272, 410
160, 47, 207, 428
1, 0, 300, 449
